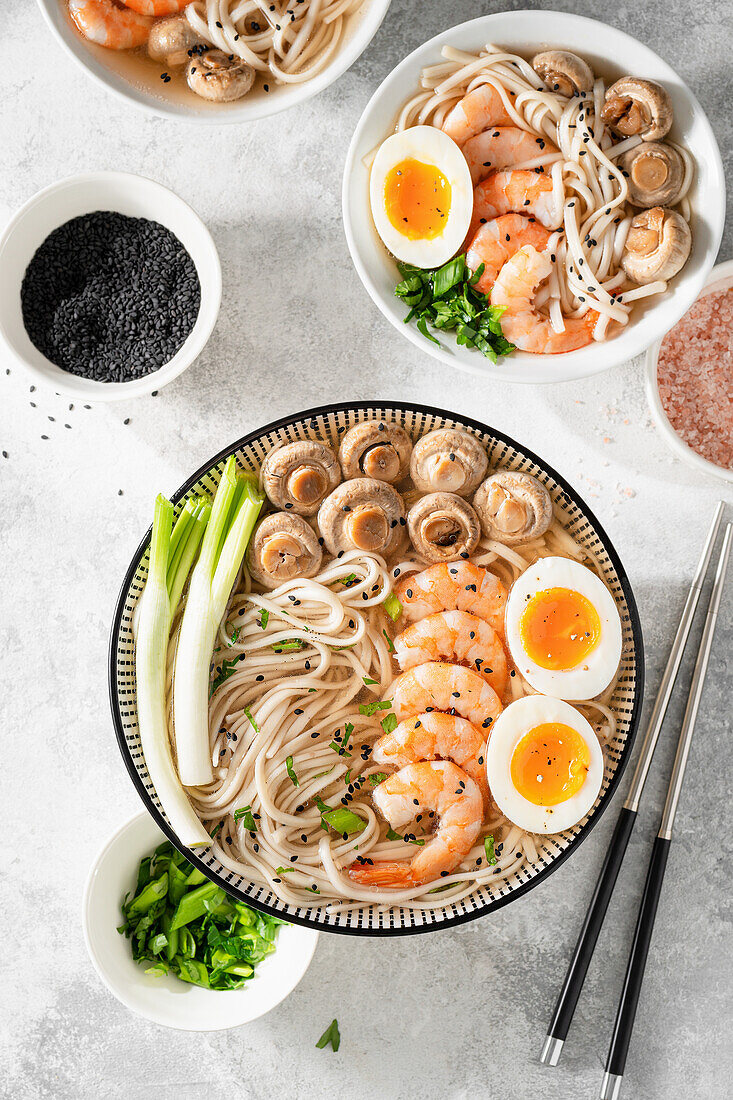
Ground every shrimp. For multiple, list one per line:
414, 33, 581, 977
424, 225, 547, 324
391, 662, 503, 730
442, 84, 517, 146
462, 127, 554, 185
68, 0, 153, 48
394, 610, 508, 698
348, 761, 483, 887
466, 214, 552, 296
122, 0, 188, 11
491, 246, 598, 354
395, 561, 508, 639
372, 711, 491, 808
470, 170, 563, 235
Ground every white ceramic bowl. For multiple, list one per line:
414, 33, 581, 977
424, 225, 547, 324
37, 0, 391, 124
82, 812, 319, 1030
342, 11, 726, 384
0, 172, 221, 402
645, 258, 733, 484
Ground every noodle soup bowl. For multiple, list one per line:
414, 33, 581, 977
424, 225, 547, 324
342, 11, 725, 384
37, 0, 392, 123
110, 402, 644, 936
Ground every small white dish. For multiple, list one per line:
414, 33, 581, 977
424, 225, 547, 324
0, 171, 221, 402
342, 11, 726, 384
37, 0, 392, 124
82, 812, 319, 1031
645, 258, 733, 484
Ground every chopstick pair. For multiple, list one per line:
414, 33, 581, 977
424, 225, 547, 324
539, 500, 731, 1100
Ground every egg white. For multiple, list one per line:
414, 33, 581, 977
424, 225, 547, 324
486, 695, 604, 834
369, 126, 473, 268
505, 556, 622, 701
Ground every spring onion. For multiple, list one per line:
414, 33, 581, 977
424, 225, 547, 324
316, 1019, 341, 1052
173, 458, 264, 786
134, 495, 211, 847
119, 841, 284, 990
383, 593, 402, 621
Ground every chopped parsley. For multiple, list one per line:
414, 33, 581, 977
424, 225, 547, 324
362, 676, 378, 686
286, 755, 299, 787
380, 713, 398, 735
382, 628, 396, 653
394, 254, 515, 362
209, 656, 240, 697
233, 806, 256, 831
359, 699, 392, 717
386, 826, 424, 846
243, 706, 259, 732
368, 772, 387, 786
315, 796, 366, 836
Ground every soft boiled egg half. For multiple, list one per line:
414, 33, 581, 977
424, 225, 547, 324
505, 557, 623, 701
369, 126, 473, 267
486, 695, 604, 833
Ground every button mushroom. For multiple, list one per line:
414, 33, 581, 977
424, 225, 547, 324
410, 429, 488, 498
621, 207, 692, 284
532, 50, 594, 97
473, 471, 553, 545
186, 49, 255, 102
148, 13, 204, 67
247, 513, 322, 590
261, 440, 341, 516
339, 420, 412, 484
407, 492, 481, 563
601, 78, 673, 141
317, 479, 406, 558
618, 142, 686, 207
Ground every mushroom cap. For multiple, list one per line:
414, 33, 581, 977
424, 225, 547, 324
339, 420, 412, 483
407, 492, 481, 563
186, 50, 255, 102
601, 77, 673, 141
247, 513, 322, 590
261, 440, 341, 516
621, 206, 692, 284
473, 471, 553, 545
148, 13, 203, 67
317, 478, 406, 557
410, 429, 488, 498
618, 142, 685, 207
532, 50, 594, 97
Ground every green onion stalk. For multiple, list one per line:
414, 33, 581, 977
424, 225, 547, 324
134, 494, 212, 848
173, 457, 264, 787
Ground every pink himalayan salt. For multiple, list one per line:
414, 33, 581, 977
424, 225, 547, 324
657, 286, 733, 470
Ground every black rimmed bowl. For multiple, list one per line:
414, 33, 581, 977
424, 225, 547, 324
109, 402, 644, 936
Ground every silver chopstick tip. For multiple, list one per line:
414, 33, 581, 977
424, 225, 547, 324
539, 1034, 564, 1066
600, 1071, 623, 1100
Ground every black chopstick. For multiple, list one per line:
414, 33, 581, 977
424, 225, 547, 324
540, 500, 724, 1067
600, 522, 731, 1100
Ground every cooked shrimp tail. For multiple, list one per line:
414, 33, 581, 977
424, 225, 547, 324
68, 0, 154, 49
442, 84, 517, 145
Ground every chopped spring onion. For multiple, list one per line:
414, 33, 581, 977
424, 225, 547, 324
386, 827, 425, 846
484, 835, 498, 865
315, 796, 366, 836
257, 609, 269, 630
316, 1018, 341, 1052
382, 628, 396, 653
362, 676, 378, 686
383, 593, 402, 621
173, 458, 264, 787
134, 495, 211, 847
233, 806, 256, 831
271, 638, 305, 652
368, 772, 387, 786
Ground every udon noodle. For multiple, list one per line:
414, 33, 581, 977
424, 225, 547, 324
395, 43, 694, 340
185, 0, 367, 85
177, 522, 618, 915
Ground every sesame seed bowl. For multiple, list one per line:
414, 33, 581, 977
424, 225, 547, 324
109, 401, 645, 936
0, 172, 221, 402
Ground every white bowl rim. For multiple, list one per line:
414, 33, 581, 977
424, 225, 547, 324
0, 169, 222, 402
644, 257, 733, 484
82, 810, 319, 1030
36, 0, 392, 125
342, 9, 727, 385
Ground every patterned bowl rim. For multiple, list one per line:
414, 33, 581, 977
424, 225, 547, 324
108, 400, 645, 936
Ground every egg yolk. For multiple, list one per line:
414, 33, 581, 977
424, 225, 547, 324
511, 722, 591, 806
519, 586, 601, 671
384, 158, 451, 241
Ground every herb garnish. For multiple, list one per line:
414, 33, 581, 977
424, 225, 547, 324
233, 805, 256, 831
315, 795, 366, 836
359, 699, 392, 717
484, 835, 498, 865
394, 254, 515, 362
380, 713, 397, 735
286, 755, 299, 787
209, 656, 240, 697
382, 629, 396, 653
316, 1018, 341, 1052
383, 593, 402, 622
386, 826, 425, 846
368, 772, 387, 786
257, 608, 269, 630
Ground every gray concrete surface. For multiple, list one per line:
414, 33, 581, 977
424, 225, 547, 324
1, 1, 731, 1097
